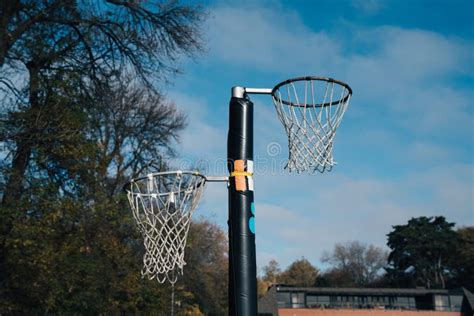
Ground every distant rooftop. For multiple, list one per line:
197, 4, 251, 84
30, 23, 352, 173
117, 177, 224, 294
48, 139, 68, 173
275, 285, 461, 296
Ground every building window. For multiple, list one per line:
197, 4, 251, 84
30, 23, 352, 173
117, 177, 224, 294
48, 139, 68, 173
396, 296, 416, 310
449, 295, 462, 311
307, 295, 330, 308
370, 296, 385, 309
291, 292, 304, 308
434, 295, 450, 311
277, 292, 291, 308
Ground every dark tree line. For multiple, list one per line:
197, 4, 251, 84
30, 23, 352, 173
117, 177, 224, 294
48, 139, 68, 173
259, 216, 473, 297
386, 217, 473, 290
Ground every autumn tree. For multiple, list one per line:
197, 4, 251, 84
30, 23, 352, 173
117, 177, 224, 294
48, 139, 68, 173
280, 257, 319, 287
262, 259, 282, 284
321, 241, 388, 287
258, 259, 282, 298
386, 216, 458, 289
178, 218, 228, 315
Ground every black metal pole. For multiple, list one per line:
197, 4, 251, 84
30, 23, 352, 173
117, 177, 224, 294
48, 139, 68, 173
227, 93, 257, 315
171, 283, 175, 316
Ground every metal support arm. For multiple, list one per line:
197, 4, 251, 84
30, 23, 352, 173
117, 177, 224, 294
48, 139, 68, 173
232, 86, 273, 98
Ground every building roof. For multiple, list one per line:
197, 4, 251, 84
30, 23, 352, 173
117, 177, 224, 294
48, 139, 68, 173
275, 285, 455, 296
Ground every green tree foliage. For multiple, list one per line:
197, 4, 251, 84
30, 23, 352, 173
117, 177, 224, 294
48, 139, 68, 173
280, 257, 319, 287
321, 241, 388, 287
386, 216, 459, 289
448, 227, 474, 291
2, 195, 174, 313
1, 188, 230, 314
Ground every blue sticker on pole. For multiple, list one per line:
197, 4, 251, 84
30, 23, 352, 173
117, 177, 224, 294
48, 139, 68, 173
249, 217, 255, 234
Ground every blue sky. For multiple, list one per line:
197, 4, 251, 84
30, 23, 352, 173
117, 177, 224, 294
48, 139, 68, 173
167, 0, 474, 272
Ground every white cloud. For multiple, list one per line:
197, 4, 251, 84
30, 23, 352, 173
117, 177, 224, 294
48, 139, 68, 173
357, 27, 471, 79
169, 92, 226, 161
207, 6, 342, 75
405, 141, 452, 163
345, 27, 473, 133
197, 180, 228, 223
255, 203, 322, 269
405, 164, 474, 219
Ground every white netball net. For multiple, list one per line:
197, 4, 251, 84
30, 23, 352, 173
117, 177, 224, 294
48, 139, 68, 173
126, 171, 206, 284
272, 77, 352, 173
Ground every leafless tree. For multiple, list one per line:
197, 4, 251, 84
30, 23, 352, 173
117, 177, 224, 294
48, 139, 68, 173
84, 73, 186, 196
0, 0, 204, 205
321, 241, 388, 287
